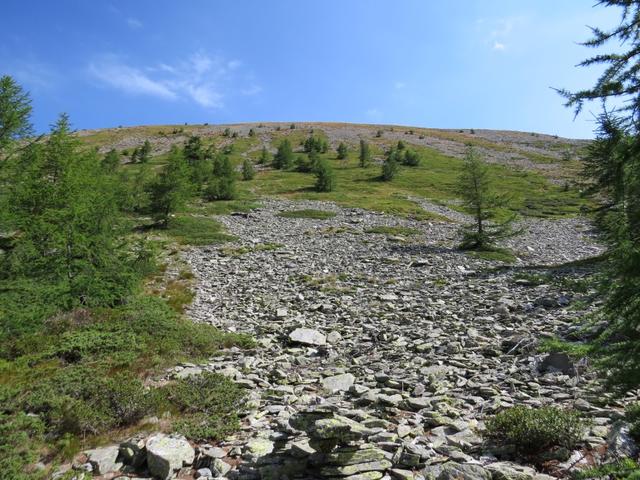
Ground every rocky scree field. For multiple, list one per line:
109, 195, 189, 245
52, 123, 639, 480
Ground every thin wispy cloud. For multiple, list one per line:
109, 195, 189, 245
493, 41, 506, 51
88, 60, 176, 99
126, 17, 143, 29
394, 81, 406, 90
87, 51, 260, 109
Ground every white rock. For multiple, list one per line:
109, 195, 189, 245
289, 327, 326, 346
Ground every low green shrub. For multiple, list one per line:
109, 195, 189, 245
166, 372, 245, 441
573, 458, 640, 480
485, 405, 586, 456
0, 412, 46, 480
278, 209, 336, 220
626, 403, 640, 441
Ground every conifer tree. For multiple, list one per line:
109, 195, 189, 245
314, 159, 336, 192
0, 75, 33, 154
149, 146, 190, 226
242, 158, 255, 180
101, 149, 120, 172
558, 0, 640, 391
273, 139, 294, 170
381, 148, 400, 181
259, 146, 270, 164
359, 139, 371, 167
337, 142, 348, 160
4, 114, 137, 306
456, 147, 517, 249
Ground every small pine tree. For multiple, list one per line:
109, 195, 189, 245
259, 146, 270, 164
273, 139, 294, 170
456, 147, 517, 249
242, 158, 255, 180
101, 149, 120, 172
295, 154, 311, 173
314, 159, 336, 192
381, 149, 400, 181
289, 123, 296, 130
336, 142, 348, 160
222, 127, 231, 137
359, 140, 371, 167
402, 149, 420, 167
138, 140, 152, 163
375, 129, 383, 138
248, 128, 256, 137
397, 140, 406, 150
149, 147, 191, 227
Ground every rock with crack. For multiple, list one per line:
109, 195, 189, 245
145, 433, 195, 480
83, 445, 122, 475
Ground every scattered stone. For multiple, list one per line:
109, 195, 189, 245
323, 373, 356, 392
289, 327, 326, 346
145, 433, 195, 480
83, 446, 122, 475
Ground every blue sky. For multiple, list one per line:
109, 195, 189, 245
0, 1, 620, 138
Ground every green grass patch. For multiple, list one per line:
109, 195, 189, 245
466, 247, 517, 263
186, 199, 260, 216
364, 225, 420, 236
249, 145, 588, 220
160, 215, 236, 245
539, 337, 592, 359
278, 209, 337, 219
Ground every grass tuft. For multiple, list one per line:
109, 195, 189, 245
278, 209, 337, 219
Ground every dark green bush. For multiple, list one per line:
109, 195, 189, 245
314, 159, 336, 192
0, 412, 46, 480
626, 403, 640, 441
485, 406, 586, 456
166, 372, 245, 441
205, 177, 236, 200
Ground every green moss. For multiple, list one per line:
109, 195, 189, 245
278, 209, 337, 219
160, 215, 236, 245
466, 247, 517, 263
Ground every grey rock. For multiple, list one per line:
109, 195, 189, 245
289, 327, 326, 346
323, 373, 356, 392
83, 446, 122, 475
608, 422, 639, 459
145, 433, 195, 480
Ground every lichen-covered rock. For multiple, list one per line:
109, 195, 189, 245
145, 433, 195, 480
83, 445, 122, 475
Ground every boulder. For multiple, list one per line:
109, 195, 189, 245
608, 422, 639, 459
145, 433, 195, 480
289, 327, 326, 346
83, 445, 122, 475
436, 462, 491, 480
486, 461, 536, 480
322, 373, 356, 392
539, 352, 576, 376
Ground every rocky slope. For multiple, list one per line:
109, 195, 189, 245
127, 199, 622, 480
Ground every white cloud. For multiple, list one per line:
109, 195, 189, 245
88, 51, 259, 109
126, 17, 143, 29
88, 60, 176, 99
493, 41, 506, 51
